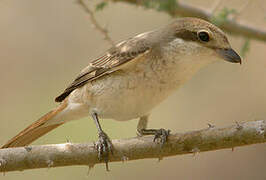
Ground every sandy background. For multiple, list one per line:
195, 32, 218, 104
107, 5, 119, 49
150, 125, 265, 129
0, 0, 265, 179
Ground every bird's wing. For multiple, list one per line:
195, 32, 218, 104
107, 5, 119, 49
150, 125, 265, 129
55, 33, 152, 102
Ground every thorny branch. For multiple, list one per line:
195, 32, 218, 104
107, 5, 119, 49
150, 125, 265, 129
77, 0, 115, 46
0, 120, 265, 172
108, 0, 266, 42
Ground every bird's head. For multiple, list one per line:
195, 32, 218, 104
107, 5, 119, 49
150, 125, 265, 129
162, 17, 241, 64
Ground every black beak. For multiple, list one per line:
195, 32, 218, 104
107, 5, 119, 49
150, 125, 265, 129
216, 48, 242, 64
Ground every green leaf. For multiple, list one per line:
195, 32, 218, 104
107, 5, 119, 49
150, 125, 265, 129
95, 1, 108, 11
240, 38, 250, 58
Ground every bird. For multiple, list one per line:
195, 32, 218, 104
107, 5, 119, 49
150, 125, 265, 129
1, 17, 241, 168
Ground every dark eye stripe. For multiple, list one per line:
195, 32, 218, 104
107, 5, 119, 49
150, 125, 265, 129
175, 30, 198, 42
175, 29, 211, 43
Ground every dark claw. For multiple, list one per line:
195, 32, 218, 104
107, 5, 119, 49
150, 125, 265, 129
95, 131, 113, 171
153, 128, 170, 146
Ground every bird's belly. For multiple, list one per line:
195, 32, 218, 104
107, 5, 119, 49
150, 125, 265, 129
86, 70, 179, 121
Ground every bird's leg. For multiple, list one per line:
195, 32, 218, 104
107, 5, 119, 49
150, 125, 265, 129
137, 115, 170, 145
91, 112, 113, 171
136, 115, 149, 136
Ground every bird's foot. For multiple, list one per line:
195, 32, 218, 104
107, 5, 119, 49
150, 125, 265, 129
137, 128, 170, 146
153, 128, 170, 145
95, 131, 113, 171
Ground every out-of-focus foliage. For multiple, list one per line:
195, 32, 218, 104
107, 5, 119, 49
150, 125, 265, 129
95, 1, 108, 11
211, 7, 237, 26
240, 38, 250, 58
142, 0, 178, 14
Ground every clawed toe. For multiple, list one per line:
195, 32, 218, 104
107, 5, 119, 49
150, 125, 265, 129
153, 128, 170, 145
95, 131, 113, 171
137, 128, 171, 146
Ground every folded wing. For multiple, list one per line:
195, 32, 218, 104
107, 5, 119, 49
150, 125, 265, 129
55, 32, 152, 102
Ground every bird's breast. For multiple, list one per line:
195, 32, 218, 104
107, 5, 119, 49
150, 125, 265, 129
83, 53, 212, 121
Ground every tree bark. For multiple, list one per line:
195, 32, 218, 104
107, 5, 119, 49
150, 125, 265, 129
0, 120, 265, 172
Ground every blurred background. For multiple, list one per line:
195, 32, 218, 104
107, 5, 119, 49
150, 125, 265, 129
0, 0, 265, 179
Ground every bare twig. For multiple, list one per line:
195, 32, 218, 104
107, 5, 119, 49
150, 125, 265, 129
108, 0, 266, 42
0, 120, 265, 172
77, 0, 115, 46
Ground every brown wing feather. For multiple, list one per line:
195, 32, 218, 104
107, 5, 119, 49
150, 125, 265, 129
55, 33, 152, 102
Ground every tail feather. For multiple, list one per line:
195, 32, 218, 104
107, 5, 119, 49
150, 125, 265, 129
1, 101, 68, 149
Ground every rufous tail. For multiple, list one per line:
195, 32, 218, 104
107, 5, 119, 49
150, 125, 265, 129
1, 101, 68, 149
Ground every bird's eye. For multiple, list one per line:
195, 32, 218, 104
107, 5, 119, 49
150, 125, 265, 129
197, 31, 210, 42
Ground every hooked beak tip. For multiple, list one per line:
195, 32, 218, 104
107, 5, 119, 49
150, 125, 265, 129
216, 48, 242, 64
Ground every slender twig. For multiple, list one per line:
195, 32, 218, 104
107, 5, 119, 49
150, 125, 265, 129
109, 0, 266, 42
77, 0, 115, 46
0, 120, 265, 172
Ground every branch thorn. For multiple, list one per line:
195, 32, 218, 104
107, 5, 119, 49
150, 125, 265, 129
207, 123, 215, 129
235, 121, 243, 130
191, 147, 200, 156
46, 159, 54, 169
